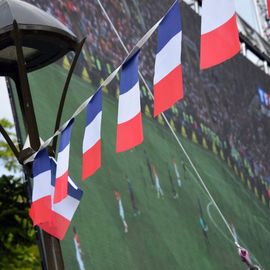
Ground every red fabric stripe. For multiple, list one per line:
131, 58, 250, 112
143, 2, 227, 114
200, 14, 240, 69
82, 140, 101, 180
39, 212, 70, 240
154, 65, 183, 117
29, 196, 52, 225
116, 112, 143, 152
268, 0, 270, 18
54, 171, 69, 203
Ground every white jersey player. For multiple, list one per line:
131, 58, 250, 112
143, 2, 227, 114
73, 227, 86, 270
173, 159, 182, 187
151, 164, 164, 199
115, 191, 128, 233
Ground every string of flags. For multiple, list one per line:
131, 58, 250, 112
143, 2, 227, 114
28, 0, 241, 239
30, 149, 83, 239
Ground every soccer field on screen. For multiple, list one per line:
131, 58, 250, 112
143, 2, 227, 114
13, 64, 270, 270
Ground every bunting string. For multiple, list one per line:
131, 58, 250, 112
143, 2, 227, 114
23, 1, 262, 266
97, 0, 235, 239
23, 0, 237, 240
23, 9, 162, 165
95, 2, 263, 268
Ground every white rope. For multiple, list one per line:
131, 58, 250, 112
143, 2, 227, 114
23, 9, 162, 164
21, 3, 263, 267
207, 202, 263, 269
95, 0, 238, 241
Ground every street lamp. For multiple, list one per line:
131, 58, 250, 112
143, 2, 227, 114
0, 0, 85, 269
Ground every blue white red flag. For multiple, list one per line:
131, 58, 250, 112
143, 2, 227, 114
200, 0, 240, 69
116, 52, 143, 152
82, 89, 102, 180
153, 0, 183, 117
54, 119, 74, 203
39, 158, 83, 240
29, 149, 52, 225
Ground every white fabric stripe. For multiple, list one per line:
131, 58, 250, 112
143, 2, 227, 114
201, 0, 235, 34
56, 145, 70, 178
82, 112, 102, 153
154, 32, 182, 84
32, 170, 51, 201
53, 195, 80, 221
118, 82, 141, 124
68, 176, 78, 190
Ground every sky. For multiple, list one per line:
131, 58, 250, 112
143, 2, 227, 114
0, 77, 15, 175
0, 77, 13, 121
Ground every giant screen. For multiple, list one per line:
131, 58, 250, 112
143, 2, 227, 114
9, 0, 270, 269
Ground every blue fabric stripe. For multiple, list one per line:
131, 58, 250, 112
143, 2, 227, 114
156, 0, 182, 53
67, 182, 83, 201
120, 51, 140, 94
58, 118, 74, 152
50, 158, 56, 186
86, 89, 102, 126
32, 149, 51, 177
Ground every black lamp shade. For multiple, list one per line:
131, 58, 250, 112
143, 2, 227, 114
0, 0, 79, 76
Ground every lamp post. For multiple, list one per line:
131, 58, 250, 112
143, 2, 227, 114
0, 0, 85, 269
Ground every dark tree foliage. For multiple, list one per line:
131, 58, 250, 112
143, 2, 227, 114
0, 175, 40, 269
0, 119, 41, 269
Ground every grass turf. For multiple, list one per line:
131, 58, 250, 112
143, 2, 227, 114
15, 64, 270, 269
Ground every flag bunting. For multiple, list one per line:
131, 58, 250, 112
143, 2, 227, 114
23, 0, 248, 240
23, 0, 241, 165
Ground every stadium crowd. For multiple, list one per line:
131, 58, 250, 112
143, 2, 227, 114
27, 0, 270, 201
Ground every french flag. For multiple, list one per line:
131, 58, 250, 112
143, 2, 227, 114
54, 119, 74, 203
29, 149, 52, 226
200, 0, 240, 69
153, 0, 183, 117
82, 89, 102, 180
39, 158, 83, 240
116, 52, 143, 152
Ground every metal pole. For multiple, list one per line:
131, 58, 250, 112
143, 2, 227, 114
52, 38, 86, 152
10, 20, 65, 270
12, 21, 40, 151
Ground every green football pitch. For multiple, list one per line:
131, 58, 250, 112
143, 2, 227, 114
16, 64, 270, 269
